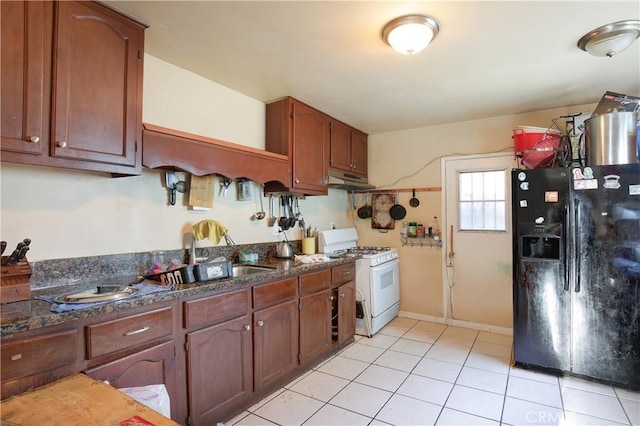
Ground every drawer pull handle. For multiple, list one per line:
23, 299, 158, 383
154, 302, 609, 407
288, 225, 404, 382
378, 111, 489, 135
257, 320, 264, 327
244, 324, 251, 331
123, 326, 150, 336
10, 353, 22, 361
343, 271, 352, 275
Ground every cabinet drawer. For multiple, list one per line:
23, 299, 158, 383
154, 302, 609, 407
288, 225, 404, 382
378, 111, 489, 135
299, 269, 331, 296
86, 306, 173, 359
332, 263, 355, 285
1, 329, 78, 381
253, 278, 298, 310
184, 288, 249, 330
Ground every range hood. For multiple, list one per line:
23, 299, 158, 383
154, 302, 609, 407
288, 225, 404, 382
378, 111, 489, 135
328, 171, 375, 191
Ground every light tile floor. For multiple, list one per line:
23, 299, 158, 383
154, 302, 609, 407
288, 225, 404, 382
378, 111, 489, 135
228, 317, 640, 426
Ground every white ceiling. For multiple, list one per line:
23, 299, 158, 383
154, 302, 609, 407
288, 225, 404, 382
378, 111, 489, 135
107, 1, 640, 135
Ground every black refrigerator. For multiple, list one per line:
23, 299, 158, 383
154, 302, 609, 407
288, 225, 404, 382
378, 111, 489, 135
512, 163, 640, 390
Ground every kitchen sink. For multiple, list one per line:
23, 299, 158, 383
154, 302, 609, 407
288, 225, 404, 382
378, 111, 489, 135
232, 265, 275, 277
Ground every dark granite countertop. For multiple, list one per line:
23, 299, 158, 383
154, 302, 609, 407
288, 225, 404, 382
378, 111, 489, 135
0, 257, 355, 337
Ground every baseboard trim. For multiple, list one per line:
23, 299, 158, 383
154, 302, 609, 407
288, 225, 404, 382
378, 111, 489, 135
398, 311, 512, 336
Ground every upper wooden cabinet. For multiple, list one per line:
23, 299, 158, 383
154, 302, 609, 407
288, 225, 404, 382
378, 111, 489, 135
265, 97, 330, 195
1, 1, 146, 176
330, 120, 368, 177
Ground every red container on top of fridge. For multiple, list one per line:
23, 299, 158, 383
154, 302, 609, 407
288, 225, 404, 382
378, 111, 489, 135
513, 126, 562, 169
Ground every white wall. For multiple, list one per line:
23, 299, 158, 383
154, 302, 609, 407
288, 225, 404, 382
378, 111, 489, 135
357, 103, 596, 320
0, 55, 352, 261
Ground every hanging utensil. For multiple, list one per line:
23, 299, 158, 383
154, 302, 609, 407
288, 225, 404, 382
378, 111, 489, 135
287, 196, 297, 229
166, 171, 177, 205
253, 182, 266, 220
268, 194, 275, 226
279, 196, 289, 230
409, 189, 420, 207
389, 190, 407, 220
219, 176, 232, 198
358, 192, 372, 219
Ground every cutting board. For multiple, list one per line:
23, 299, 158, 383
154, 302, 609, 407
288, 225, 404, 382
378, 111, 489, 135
188, 174, 215, 209
0, 374, 178, 425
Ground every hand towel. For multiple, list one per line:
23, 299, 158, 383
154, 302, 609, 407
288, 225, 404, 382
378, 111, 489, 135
192, 219, 228, 244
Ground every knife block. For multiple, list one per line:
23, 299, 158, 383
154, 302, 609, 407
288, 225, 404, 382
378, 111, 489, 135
1, 256, 32, 303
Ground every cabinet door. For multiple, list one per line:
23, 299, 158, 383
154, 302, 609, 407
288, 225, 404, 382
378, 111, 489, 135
0, 1, 51, 156
299, 289, 332, 365
186, 315, 253, 426
253, 299, 298, 391
329, 120, 352, 173
337, 281, 356, 346
84, 341, 177, 419
350, 129, 368, 177
51, 1, 142, 170
291, 100, 329, 194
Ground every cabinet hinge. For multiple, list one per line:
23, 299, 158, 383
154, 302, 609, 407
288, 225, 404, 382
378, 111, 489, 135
290, 111, 294, 120
184, 341, 188, 352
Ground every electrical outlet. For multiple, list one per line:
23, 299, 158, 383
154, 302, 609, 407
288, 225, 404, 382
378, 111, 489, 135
272, 223, 281, 235
330, 222, 336, 229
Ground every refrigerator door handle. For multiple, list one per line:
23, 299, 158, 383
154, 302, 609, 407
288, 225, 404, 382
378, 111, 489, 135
564, 207, 570, 292
574, 200, 581, 293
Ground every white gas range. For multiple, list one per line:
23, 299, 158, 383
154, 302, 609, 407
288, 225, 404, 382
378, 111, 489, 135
318, 228, 400, 337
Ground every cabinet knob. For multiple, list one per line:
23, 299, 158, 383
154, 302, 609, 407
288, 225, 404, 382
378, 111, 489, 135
340, 293, 345, 298
27, 136, 40, 143
57, 141, 68, 148
244, 324, 251, 331
257, 320, 264, 327
329, 296, 335, 301
294, 178, 300, 184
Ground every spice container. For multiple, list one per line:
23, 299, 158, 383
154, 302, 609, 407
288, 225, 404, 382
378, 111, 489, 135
401, 221, 408, 238
417, 224, 424, 237
407, 222, 417, 238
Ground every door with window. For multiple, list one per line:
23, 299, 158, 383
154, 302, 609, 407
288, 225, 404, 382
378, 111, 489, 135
442, 153, 518, 328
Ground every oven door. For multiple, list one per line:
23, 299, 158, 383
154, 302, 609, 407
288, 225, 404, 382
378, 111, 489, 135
369, 259, 400, 317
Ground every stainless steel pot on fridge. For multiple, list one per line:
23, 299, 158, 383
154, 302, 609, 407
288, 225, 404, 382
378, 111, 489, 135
585, 111, 638, 166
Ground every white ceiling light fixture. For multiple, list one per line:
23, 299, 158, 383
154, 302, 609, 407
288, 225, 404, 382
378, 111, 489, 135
382, 14, 440, 55
577, 20, 640, 58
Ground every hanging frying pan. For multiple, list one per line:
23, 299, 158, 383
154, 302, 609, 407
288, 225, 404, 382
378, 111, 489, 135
357, 192, 372, 219
389, 190, 406, 220
409, 189, 420, 207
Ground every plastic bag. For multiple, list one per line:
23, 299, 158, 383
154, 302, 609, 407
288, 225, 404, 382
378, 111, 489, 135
118, 384, 171, 418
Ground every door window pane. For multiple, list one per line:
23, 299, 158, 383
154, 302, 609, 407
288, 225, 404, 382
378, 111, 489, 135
458, 171, 506, 231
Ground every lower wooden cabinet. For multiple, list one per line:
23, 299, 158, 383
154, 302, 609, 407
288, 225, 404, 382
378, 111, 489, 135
299, 289, 332, 365
84, 341, 177, 417
253, 299, 299, 391
337, 281, 356, 346
186, 315, 252, 426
